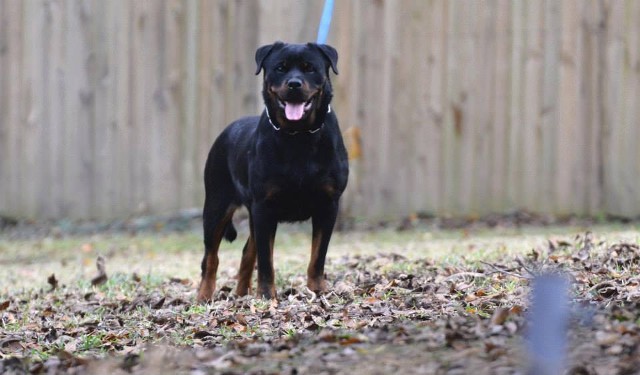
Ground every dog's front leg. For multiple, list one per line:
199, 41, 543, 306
251, 202, 278, 299
308, 200, 339, 293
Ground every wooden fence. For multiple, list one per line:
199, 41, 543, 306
1, 0, 639, 220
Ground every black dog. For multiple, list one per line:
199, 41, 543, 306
197, 42, 349, 302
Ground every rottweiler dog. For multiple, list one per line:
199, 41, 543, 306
197, 42, 349, 302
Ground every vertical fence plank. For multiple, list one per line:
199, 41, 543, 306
541, 0, 561, 213
193, 0, 215, 209
112, 0, 133, 217
491, 0, 511, 212
22, 0, 46, 218
507, 0, 525, 210
557, 0, 580, 215
0, 0, 6, 212
128, 0, 151, 214
572, 0, 592, 215
9, 1, 25, 217
603, 0, 630, 216
581, 0, 606, 214
429, 0, 447, 214
180, 0, 199, 208
627, 0, 640, 212
0, 0, 20, 215
46, 0, 66, 217
419, 0, 446, 214
522, 0, 543, 211
471, 1, 497, 214
61, 0, 94, 217
442, 0, 463, 214
92, 0, 115, 218
330, 0, 358, 221
357, 0, 394, 218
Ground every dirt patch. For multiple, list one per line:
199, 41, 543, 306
2, 232, 640, 374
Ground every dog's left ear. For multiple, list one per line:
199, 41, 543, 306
255, 42, 285, 75
309, 43, 338, 75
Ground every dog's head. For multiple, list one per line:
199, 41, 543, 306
255, 42, 338, 133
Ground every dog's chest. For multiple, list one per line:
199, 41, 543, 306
268, 157, 332, 199
259, 153, 336, 221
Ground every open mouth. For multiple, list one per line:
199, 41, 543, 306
277, 96, 315, 122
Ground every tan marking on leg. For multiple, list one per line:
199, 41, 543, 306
267, 233, 276, 298
197, 209, 234, 303
307, 230, 326, 292
236, 234, 256, 296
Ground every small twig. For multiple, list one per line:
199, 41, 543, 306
303, 287, 317, 303
587, 280, 617, 293
479, 261, 532, 280
444, 272, 488, 282
514, 257, 539, 277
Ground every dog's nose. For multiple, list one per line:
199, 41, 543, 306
287, 78, 302, 89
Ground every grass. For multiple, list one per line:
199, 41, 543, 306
2, 222, 640, 294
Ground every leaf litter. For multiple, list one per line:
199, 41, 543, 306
1, 232, 640, 374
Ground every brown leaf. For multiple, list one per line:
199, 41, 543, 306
57, 350, 89, 366
91, 274, 108, 286
0, 337, 23, 353
235, 313, 248, 326
47, 274, 58, 291
231, 323, 246, 332
193, 331, 214, 340
64, 341, 78, 353
169, 277, 191, 285
318, 329, 337, 343
91, 255, 108, 286
152, 297, 166, 309
490, 307, 509, 326
96, 255, 106, 274
595, 331, 619, 346
474, 289, 487, 297
364, 297, 379, 304
340, 335, 366, 346
0, 300, 10, 311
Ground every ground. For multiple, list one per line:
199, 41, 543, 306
1, 218, 640, 374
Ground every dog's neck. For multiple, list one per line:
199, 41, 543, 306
264, 105, 331, 136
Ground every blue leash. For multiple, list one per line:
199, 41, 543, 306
316, 0, 334, 44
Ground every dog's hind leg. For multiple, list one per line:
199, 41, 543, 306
197, 199, 235, 303
197, 157, 237, 303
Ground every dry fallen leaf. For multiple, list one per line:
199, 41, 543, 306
91, 255, 108, 286
47, 273, 58, 291
490, 307, 510, 326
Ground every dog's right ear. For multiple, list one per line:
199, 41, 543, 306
255, 42, 285, 75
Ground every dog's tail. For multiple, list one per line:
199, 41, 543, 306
223, 222, 237, 242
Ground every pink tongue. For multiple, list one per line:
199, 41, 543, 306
284, 102, 305, 121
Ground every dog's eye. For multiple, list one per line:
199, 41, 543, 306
275, 64, 287, 73
301, 63, 315, 73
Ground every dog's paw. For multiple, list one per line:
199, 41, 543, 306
196, 281, 215, 303
306, 277, 327, 294
257, 284, 277, 300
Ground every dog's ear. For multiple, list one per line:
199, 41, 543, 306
255, 42, 285, 75
309, 43, 338, 75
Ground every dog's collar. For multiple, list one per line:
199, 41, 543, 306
265, 105, 331, 135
